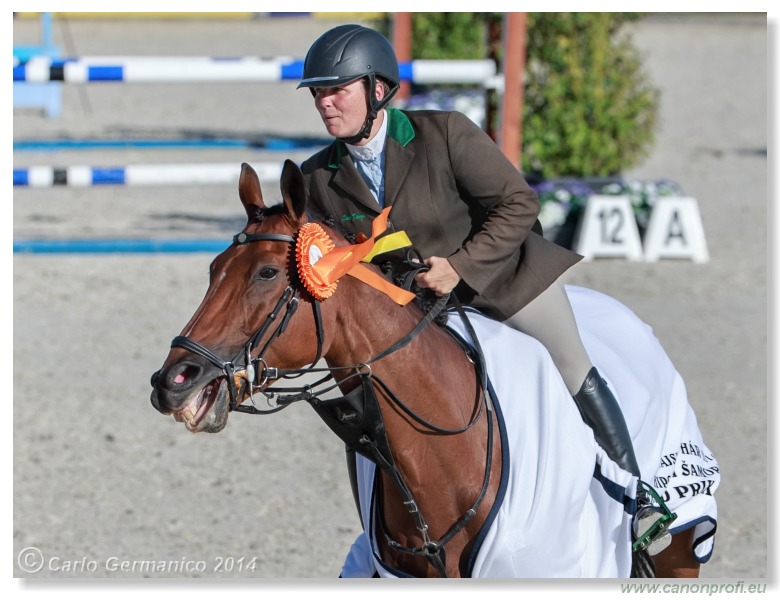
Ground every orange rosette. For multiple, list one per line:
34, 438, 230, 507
296, 223, 338, 300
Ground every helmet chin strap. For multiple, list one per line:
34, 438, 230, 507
337, 74, 386, 146
337, 109, 377, 145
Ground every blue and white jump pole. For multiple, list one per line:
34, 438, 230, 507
14, 56, 500, 86
13, 163, 284, 187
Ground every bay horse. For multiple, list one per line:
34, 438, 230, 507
150, 161, 718, 578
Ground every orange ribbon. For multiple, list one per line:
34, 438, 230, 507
309, 207, 416, 305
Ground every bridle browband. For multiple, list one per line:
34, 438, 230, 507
169, 227, 496, 577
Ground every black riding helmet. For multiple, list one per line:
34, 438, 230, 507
298, 24, 400, 144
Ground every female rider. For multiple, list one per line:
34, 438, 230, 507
296, 24, 670, 556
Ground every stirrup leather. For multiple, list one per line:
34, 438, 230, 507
632, 480, 677, 553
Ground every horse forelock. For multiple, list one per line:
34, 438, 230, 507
247, 205, 345, 243
246, 203, 287, 226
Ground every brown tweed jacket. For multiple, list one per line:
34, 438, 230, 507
301, 108, 581, 320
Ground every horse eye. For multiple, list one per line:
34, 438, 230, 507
255, 267, 279, 281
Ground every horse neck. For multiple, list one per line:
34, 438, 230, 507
322, 277, 498, 575
323, 277, 473, 414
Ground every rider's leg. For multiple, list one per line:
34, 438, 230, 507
502, 277, 640, 476
503, 278, 672, 554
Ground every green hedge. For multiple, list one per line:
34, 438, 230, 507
377, 13, 659, 179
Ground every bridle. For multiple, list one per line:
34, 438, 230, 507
168, 226, 496, 577
170, 230, 324, 414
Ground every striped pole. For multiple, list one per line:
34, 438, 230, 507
13, 56, 498, 85
14, 239, 232, 254
13, 163, 283, 187
13, 136, 329, 152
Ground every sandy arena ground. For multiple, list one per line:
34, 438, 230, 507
12, 12, 770, 586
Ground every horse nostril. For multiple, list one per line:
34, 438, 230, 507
169, 364, 202, 388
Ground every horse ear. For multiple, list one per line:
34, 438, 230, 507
280, 159, 308, 223
239, 163, 266, 222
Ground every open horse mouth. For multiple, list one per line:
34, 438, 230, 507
170, 376, 230, 433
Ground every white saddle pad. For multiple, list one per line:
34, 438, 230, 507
340, 286, 719, 578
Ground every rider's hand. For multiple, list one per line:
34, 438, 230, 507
414, 256, 460, 296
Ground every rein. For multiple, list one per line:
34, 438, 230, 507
170, 228, 496, 577
365, 294, 495, 577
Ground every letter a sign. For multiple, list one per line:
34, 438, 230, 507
643, 197, 709, 263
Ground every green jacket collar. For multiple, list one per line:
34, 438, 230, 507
327, 107, 415, 169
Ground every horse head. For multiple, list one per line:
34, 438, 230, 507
150, 160, 325, 432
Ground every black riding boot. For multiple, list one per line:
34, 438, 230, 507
572, 367, 674, 557
572, 367, 641, 477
